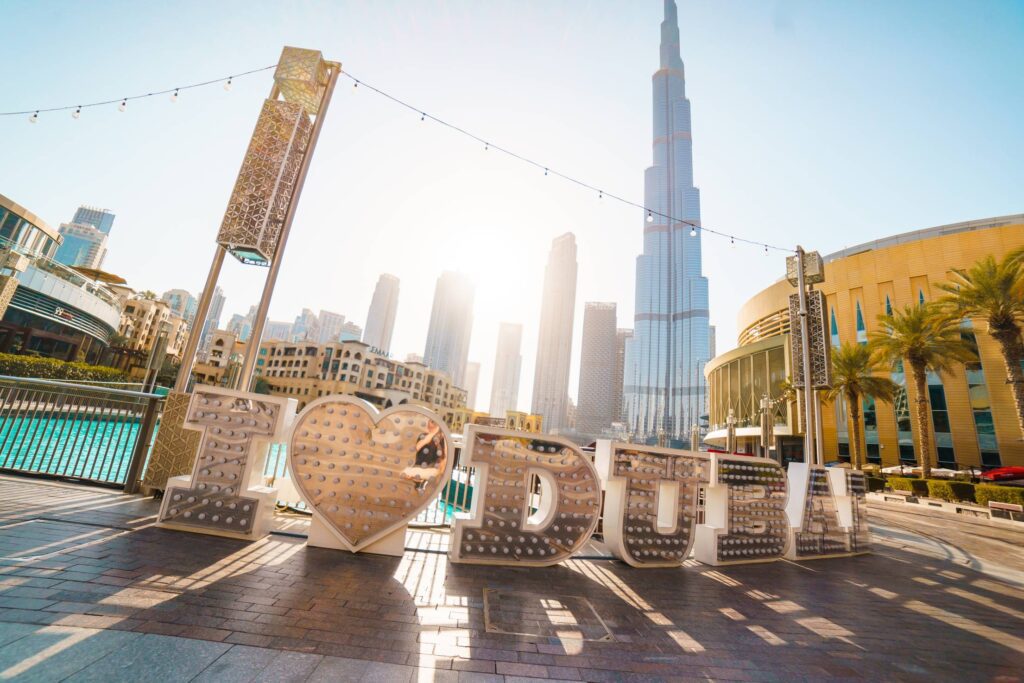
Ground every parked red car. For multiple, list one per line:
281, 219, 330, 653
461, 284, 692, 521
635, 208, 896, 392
979, 466, 1024, 485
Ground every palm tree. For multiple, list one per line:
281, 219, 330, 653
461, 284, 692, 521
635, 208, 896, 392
936, 249, 1024, 440
870, 303, 976, 478
824, 343, 898, 470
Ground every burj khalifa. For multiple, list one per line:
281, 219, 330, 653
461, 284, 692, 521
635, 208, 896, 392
624, 0, 711, 445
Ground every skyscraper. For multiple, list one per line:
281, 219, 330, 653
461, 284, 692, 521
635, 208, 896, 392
576, 303, 618, 438
71, 206, 115, 234
423, 271, 474, 388
55, 222, 108, 269
317, 310, 346, 344
198, 286, 226, 356
363, 274, 399, 355
625, 0, 710, 444
162, 289, 198, 322
464, 361, 481, 410
531, 233, 577, 433
291, 308, 319, 342
339, 321, 362, 342
489, 322, 523, 419
613, 328, 633, 423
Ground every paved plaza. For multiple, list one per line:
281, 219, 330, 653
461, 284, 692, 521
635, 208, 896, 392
0, 476, 1019, 682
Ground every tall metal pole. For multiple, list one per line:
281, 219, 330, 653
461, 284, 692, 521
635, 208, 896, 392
174, 245, 227, 392
795, 246, 816, 465
813, 388, 825, 466
235, 63, 341, 391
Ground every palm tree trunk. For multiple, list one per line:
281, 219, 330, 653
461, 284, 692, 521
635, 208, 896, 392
846, 389, 862, 470
990, 327, 1024, 441
910, 361, 931, 479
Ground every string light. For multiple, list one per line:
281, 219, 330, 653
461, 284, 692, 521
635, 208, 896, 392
690, 226, 697, 237
72, 106, 81, 119
337, 68, 795, 254
647, 210, 654, 223
29, 111, 38, 124
420, 112, 426, 121
1, 64, 274, 119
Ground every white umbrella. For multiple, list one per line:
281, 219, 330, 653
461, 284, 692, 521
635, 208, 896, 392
881, 465, 918, 475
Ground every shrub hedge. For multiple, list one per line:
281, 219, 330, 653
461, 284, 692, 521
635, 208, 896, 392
975, 484, 1024, 508
888, 477, 929, 496
926, 479, 976, 503
865, 476, 886, 492
0, 353, 127, 382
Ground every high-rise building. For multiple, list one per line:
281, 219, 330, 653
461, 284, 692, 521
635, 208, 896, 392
363, 274, 399, 355
264, 320, 293, 341
423, 271, 474, 388
489, 322, 523, 420
317, 310, 346, 344
531, 233, 577, 433
54, 222, 108, 269
614, 328, 633, 424
463, 361, 481, 410
625, 0, 711, 444
162, 289, 198, 323
71, 206, 115, 234
709, 325, 716, 359
339, 321, 362, 342
576, 303, 618, 438
198, 286, 226, 356
291, 308, 319, 342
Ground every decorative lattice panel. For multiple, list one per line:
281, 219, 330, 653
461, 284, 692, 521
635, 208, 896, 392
788, 289, 832, 389
216, 99, 312, 265
273, 47, 329, 115
143, 391, 201, 491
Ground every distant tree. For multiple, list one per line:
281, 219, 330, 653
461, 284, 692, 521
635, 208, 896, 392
936, 248, 1024, 441
823, 343, 898, 470
870, 303, 975, 478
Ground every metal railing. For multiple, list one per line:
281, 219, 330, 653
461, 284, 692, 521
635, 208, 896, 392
0, 376, 164, 490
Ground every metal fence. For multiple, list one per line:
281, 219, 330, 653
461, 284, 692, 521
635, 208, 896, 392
0, 376, 163, 490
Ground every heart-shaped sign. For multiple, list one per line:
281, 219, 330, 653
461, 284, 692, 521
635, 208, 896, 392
287, 396, 453, 552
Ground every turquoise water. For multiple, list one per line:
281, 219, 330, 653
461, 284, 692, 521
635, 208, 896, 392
0, 413, 142, 484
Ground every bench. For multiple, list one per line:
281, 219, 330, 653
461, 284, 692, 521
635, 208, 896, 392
988, 500, 1024, 521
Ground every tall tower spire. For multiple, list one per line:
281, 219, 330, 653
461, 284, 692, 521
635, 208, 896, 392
660, 0, 684, 70
624, 0, 710, 446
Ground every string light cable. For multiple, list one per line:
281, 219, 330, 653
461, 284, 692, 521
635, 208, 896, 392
3, 60, 791, 254
0, 64, 277, 119
342, 69, 793, 254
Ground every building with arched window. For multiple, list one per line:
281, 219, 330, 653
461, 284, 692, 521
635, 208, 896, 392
705, 214, 1024, 469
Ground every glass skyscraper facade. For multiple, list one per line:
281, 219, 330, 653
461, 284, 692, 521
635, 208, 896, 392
624, 0, 710, 444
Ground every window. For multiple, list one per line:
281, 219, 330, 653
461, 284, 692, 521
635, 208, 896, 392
830, 309, 840, 347
884, 295, 892, 316
855, 302, 867, 344
927, 371, 954, 467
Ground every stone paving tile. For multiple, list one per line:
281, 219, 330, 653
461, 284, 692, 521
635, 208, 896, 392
64, 632, 231, 682
192, 643, 280, 682
0, 625, 140, 682
0, 477, 1020, 682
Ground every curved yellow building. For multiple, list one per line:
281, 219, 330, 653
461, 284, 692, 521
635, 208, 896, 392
705, 214, 1024, 469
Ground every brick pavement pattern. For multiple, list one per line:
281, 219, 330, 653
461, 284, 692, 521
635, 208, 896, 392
0, 476, 1020, 681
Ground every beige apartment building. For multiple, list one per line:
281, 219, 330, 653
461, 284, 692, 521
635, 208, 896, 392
255, 339, 468, 427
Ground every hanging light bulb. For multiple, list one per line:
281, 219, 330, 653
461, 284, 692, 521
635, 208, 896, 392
420, 112, 425, 121
544, 168, 548, 176
223, 77, 233, 91
29, 111, 39, 124
598, 190, 603, 199
484, 142, 489, 151
765, 244, 769, 254
730, 236, 735, 247
646, 210, 654, 223
72, 106, 81, 119
689, 226, 697, 237
170, 88, 179, 103
118, 99, 127, 112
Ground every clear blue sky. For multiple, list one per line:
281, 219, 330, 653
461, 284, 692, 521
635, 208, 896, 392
2, 0, 1022, 410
